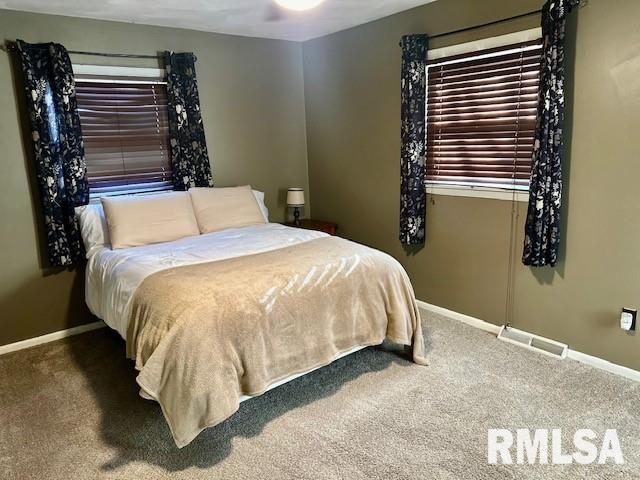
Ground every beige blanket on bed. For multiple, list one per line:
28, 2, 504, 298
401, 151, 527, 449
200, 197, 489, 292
127, 236, 427, 447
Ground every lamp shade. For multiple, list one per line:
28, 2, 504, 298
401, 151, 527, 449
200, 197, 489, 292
286, 188, 305, 206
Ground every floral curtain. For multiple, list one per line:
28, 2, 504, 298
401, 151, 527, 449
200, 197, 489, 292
523, 0, 579, 267
399, 34, 429, 246
15, 40, 89, 267
164, 52, 213, 191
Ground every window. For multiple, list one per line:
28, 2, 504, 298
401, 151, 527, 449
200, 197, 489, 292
75, 67, 171, 197
426, 39, 542, 195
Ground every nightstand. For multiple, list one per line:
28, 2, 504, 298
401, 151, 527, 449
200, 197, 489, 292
285, 219, 338, 235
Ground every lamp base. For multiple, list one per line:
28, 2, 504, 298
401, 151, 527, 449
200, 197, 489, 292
293, 207, 301, 226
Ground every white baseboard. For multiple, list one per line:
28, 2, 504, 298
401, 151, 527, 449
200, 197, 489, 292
566, 349, 640, 383
417, 300, 640, 383
416, 300, 502, 335
0, 321, 105, 356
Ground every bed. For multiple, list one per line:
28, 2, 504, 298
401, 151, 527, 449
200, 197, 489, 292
80, 191, 427, 448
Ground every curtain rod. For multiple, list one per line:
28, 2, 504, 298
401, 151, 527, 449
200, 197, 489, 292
396, 9, 540, 47
401, 0, 587, 45
67, 50, 162, 59
1, 42, 161, 59
429, 9, 541, 41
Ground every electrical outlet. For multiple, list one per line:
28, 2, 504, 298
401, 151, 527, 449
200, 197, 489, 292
620, 308, 637, 332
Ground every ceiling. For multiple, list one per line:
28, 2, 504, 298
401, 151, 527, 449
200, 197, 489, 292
0, 0, 439, 42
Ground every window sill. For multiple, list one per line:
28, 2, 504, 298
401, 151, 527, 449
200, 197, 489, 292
89, 184, 174, 203
426, 185, 529, 203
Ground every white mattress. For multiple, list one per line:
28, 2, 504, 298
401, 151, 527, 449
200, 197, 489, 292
85, 223, 328, 338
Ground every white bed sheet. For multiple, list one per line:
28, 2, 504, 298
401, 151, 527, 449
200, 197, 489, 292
86, 223, 328, 338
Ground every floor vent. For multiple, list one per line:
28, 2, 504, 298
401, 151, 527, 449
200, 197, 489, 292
497, 325, 568, 359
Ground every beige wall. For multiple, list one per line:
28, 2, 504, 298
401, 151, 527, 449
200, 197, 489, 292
0, 10, 309, 345
303, 0, 640, 370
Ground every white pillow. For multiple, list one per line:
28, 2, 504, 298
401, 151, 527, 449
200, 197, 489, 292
252, 190, 269, 222
188, 186, 267, 234
101, 191, 200, 249
76, 189, 267, 254
75, 203, 110, 258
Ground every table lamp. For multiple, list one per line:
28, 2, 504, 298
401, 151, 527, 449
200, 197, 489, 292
286, 188, 305, 226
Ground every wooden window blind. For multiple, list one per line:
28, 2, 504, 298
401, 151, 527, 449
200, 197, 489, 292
426, 39, 542, 190
76, 76, 172, 196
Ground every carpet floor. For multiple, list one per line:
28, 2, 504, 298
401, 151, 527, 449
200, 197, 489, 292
1, 310, 638, 479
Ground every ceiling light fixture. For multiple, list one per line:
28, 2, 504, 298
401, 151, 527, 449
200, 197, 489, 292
274, 0, 325, 11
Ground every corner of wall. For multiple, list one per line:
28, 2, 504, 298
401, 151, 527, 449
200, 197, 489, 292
298, 41, 312, 218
